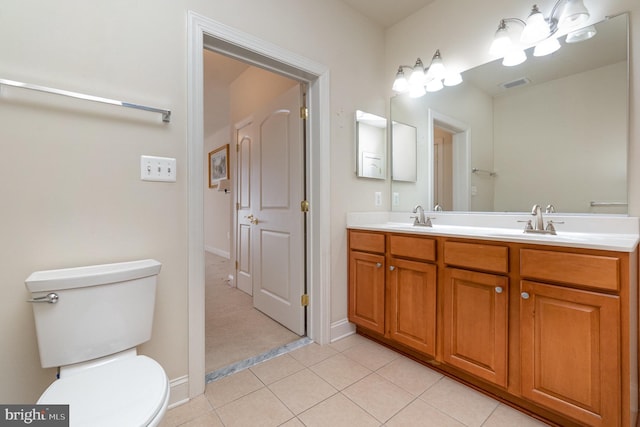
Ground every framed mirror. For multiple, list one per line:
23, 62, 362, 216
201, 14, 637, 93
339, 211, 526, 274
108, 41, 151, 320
390, 14, 629, 214
355, 110, 387, 180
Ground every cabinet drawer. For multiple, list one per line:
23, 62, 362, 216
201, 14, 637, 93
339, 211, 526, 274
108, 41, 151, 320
444, 241, 509, 274
520, 249, 620, 291
349, 230, 385, 253
389, 235, 436, 262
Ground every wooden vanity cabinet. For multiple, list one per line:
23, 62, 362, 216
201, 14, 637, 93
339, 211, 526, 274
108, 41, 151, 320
348, 231, 385, 334
347, 228, 638, 427
519, 249, 626, 427
387, 235, 437, 356
442, 242, 510, 388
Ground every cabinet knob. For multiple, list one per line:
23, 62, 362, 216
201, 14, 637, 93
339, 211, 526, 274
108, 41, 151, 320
495, 286, 503, 294
389, 266, 395, 271
376, 262, 382, 268
521, 292, 530, 299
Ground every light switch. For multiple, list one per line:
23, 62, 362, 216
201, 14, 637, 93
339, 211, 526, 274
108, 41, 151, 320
141, 155, 176, 182
374, 192, 382, 207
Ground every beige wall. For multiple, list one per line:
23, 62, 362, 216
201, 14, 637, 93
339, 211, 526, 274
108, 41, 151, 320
493, 61, 627, 213
0, 0, 386, 403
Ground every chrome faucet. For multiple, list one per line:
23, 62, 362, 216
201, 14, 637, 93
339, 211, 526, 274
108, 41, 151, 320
434, 204, 443, 211
520, 203, 563, 235
411, 204, 433, 226
531, 204, 544, 231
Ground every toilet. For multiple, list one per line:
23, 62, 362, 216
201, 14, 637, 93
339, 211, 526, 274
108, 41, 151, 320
25, 259, 169, 427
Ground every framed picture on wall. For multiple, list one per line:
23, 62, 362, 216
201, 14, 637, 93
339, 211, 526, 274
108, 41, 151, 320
208, 144, 229, 188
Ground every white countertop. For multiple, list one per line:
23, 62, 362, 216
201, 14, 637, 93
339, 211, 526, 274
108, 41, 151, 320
347, 212, 640, 252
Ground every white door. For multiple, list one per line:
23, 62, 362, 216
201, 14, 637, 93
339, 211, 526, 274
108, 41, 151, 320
235, 84, 306, 335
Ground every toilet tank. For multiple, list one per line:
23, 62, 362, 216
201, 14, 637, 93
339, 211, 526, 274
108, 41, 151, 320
25, 259, 162, 368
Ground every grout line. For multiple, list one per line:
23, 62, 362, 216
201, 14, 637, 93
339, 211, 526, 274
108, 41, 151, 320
205, 337, 313, 384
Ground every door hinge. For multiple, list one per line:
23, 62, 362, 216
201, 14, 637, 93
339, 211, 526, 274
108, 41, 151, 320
300, 107, 308, 120
300, 200, 309, 212
301, 294, 309, 306
235, 260, 238, 270
236, 202, 240, 210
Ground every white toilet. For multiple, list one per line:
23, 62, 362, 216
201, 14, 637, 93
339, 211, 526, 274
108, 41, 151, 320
25, 259, 169, 427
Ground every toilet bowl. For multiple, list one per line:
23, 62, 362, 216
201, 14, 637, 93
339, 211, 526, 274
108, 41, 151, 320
37, 350, 169, 427
26, 259, 169, 427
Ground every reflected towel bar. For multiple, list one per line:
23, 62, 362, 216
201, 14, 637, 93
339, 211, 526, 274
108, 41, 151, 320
590, 201, 628, 207
472, 168, 497, 177
0, 78, 171, 123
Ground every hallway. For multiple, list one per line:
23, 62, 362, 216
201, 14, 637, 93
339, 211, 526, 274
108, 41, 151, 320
205, 252, 301, 373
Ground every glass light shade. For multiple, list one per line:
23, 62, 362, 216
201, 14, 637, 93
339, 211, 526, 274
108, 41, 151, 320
558, 0, 589, 30
502, 48, 527, 66
444, 72, 463, 86
533, 37, 561, 56
565, 25, 596, 43
408, 83, 426, 98
408, 59, 426, 87
521, 6, 550, 44
490, 27, 512, 56
392, 69, 410, 92
426, 79, 444, 92
426, 51, 446, 81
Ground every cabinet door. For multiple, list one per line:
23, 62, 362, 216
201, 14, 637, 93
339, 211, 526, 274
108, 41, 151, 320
387, 258, 437, 357
520, 280, 620, 427
348, 251, 385, 334
443, 268, 509, 387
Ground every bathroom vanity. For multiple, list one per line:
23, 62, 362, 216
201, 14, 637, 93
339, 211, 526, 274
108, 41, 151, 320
347, 213, 639, 427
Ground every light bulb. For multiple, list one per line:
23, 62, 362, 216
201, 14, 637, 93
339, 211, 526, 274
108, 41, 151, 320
502, 48, 527, 67
521, 5, 551, 44
533, 37, 561, 56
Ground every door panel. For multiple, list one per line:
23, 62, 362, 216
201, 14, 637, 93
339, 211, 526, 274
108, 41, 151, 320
443, 268, 508, 387
387, 258, 437, 356
236, 131, 253, 295
261, 111, 290, 209
240, 84, 305, 335
520, 280, 620, 426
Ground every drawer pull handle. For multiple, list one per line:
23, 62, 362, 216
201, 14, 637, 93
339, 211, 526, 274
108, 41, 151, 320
521, 292, 530, 300
389, 266, 396, 271
495, 287, 503, 294
376, 262, 382, 268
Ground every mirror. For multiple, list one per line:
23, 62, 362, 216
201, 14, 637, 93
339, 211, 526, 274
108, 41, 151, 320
355, 110, 387, 179
390, 14, 628, 214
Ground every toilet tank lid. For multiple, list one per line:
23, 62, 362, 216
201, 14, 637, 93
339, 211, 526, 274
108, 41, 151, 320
25, 259, 162, 293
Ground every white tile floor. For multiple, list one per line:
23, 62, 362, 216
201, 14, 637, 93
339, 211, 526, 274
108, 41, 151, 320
161, 334, 550, 427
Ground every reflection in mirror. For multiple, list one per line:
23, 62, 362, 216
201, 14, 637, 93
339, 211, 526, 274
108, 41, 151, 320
390, 14, 628, 214
355, 110, 387, 180
391, 122, 417, 182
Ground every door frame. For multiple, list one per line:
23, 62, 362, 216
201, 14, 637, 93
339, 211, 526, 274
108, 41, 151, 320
427, 109, 471, 211
187, 11, 331, 398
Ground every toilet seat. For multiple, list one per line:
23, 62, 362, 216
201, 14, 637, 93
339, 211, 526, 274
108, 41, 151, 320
38, 355, 169, 427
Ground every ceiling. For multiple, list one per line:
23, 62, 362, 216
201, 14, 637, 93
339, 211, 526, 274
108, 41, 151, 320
339, 0, 436, 28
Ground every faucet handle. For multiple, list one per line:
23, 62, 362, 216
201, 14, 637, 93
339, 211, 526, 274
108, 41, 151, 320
545, 220, 564, 234
518, 219, 533, 231
425, 217, 436, 227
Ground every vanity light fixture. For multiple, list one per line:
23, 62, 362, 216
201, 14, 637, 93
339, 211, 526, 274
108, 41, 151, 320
392, 50, 462, 98
490, 0, 594, 66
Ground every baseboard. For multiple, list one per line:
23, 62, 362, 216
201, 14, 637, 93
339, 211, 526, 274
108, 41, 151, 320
204, 246, 230, 259
330, 318, 356, 343
168, 375, 190, 409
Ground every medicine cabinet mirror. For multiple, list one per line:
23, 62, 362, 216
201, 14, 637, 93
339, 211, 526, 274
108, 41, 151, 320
355, 110, 387, 180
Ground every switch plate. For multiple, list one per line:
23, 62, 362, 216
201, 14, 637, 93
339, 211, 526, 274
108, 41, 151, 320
374, 191, 382, 207
141, 155, 177, 182
393, 192, 400, 206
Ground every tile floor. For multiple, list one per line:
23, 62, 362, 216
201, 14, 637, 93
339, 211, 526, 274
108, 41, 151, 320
161, 334, 550, 427
205, 252, 300, 372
